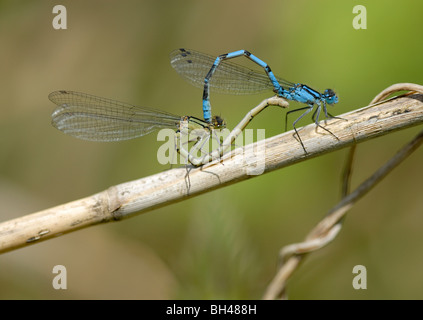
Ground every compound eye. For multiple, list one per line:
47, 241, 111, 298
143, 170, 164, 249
325, 89, 335, 97
212, 115, 226, 128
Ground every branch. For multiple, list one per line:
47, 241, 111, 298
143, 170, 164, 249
1, 93, 423, 254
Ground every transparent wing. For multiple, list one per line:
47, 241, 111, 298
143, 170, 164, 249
49, 91, 181, 142
170, 48, 295, 95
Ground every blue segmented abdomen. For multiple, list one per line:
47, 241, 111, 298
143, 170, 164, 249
170, 48, 295, 95
202, 100, 212, 123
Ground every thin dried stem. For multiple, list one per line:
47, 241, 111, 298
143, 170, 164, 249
0, 89, 423, 255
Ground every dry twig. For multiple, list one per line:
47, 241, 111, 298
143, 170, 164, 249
0, 87, 422, 258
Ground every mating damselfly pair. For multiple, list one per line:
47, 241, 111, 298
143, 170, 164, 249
50, 48, 339, 166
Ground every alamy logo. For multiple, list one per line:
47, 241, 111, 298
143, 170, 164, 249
52, 265, 67, 290
52, 5, 67, 30
352, 265, 367, 290
156, 126, 266, 175
352, 5, 367, 30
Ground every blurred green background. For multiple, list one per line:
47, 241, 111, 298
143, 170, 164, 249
0, 0, 422, 299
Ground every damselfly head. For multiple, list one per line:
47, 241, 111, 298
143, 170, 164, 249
212, 115, 226, 129
323, 89, 338, 105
